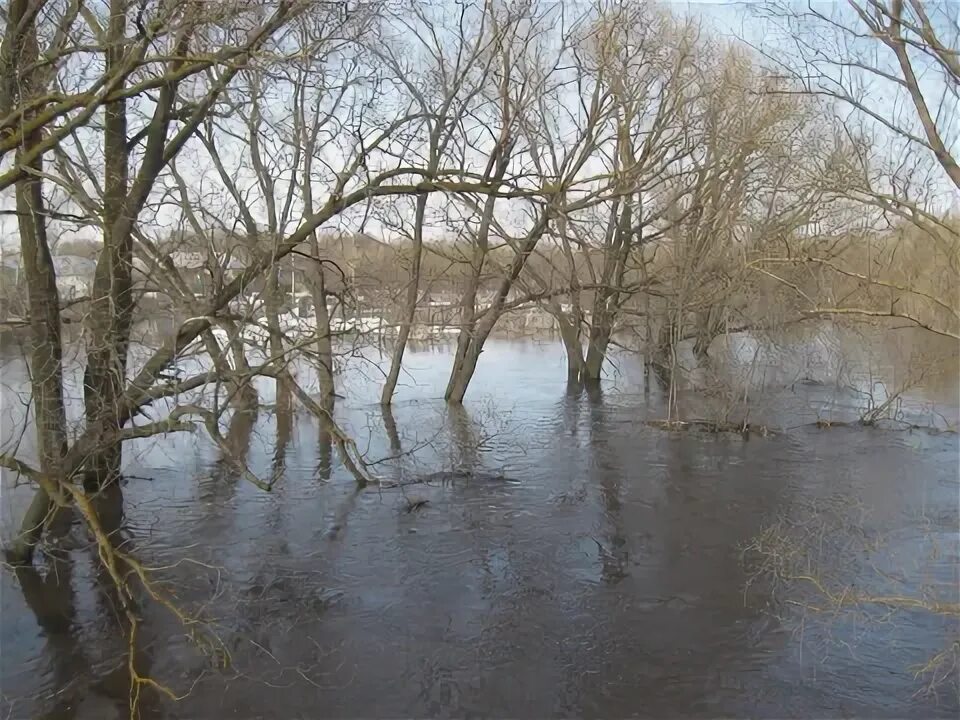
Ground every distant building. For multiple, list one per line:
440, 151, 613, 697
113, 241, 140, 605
52, 256, 96, 300
0, 252, 97, 300
169, 251, 207, 270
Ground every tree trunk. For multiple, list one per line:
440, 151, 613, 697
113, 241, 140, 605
316, 393, 335, 481
312, 266, 335, 402
381, 192, 427, 405
692, 331, 711, 362
654, 317, 676, 371
557, 314, 585, 384
16, 164, 68, 468
83, 0, 131, 490
302, 124, 333, 402
263, 265, 285, 362
445, 338, 484, 404
8, 0, 69, 563
582, 197, 632, 385
446, 309, 501, 403
584, 321, 612, 382
381, 403, 402, 453
262, 265, 293, 421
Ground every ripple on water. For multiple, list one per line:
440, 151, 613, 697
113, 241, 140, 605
1, 339, 957, 718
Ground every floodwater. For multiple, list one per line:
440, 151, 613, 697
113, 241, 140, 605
1, 331, 958, 719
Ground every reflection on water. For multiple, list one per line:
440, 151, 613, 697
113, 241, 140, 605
0, 333, 957, 718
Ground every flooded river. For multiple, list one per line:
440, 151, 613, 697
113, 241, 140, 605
1, 333, 958, 718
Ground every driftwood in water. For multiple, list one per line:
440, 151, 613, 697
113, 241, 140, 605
404, 470, 520, 487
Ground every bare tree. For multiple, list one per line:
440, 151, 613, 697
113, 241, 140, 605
761, 0, 958, 188
375, 0, 499, 405
525, 2, 700, 385
441, 0, 619, 402
751, 0, 960, 339
0, 0, 295, 191
4, 0, 539, 566
4, 0, 71, 559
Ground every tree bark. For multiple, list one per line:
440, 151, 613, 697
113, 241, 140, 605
557, 313, 585, 384
584, 322, 612, 382
445, 340, 484, 404
445, 305, 502, 403
83, 0, 132, 489
693, 307, 720, 362
654, 317, 676, 370
381, 192, 427, 405
311, 264, 335, 402
582, 197, 633, 383
8, 0, 69, 564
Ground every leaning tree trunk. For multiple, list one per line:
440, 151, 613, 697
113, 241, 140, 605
311, 265, 335, 403
445, 339, 484, 404
445, 306, 503, 403
381, 191, 427, 405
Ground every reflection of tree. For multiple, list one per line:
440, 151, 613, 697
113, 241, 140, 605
272, 385, 294, 483
445, 403, 478, 472
17, 553, 81, 720
90, 487, 163, 719
559, 382, 584, 439
583, 387, 628, 584
316, 395, 335, 481
199, 400, 259, 502
16, 486, 161, 719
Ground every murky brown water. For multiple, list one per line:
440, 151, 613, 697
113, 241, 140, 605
1, 333, 958, 718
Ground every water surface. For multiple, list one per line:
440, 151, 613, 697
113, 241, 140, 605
1, 335, 957, 718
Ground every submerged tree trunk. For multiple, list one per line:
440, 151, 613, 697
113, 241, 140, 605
445, 216, 549, 402
583, 322, 612, 383
445, 209, 489, 403
557, 313, 586, 384
582, 197, 633, 384
311, 265, 335, 402
445, 339, 485, 404
381, 192, 427, 405
83, 0, 132, 489
7, 1, 69, 564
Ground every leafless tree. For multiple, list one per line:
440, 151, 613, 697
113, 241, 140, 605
3, 0, 302, 561
523, 2, 701, 385
372, 1, 502, 405
750, 0, 960, 338
440, 0, 622, 402
3, 0, 540, 566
